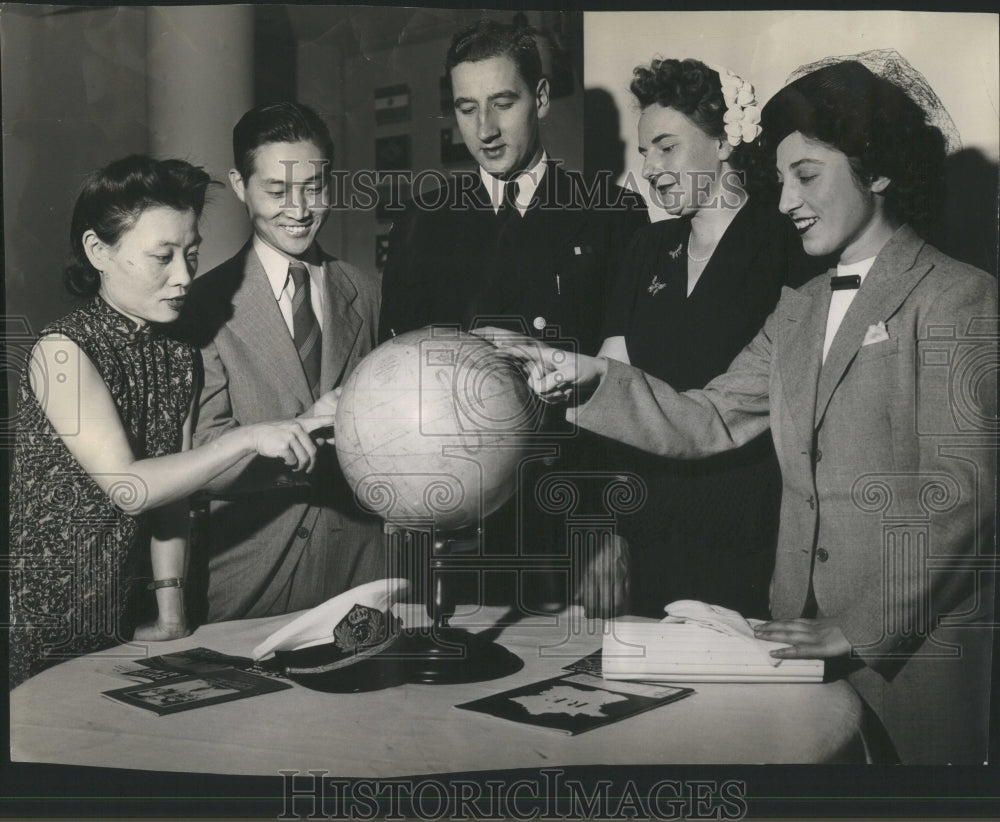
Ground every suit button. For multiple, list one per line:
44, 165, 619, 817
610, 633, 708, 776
806, 495, 815, 510
813, 449, 823, 463
816, 548, 829, 563
533, 316, 547, 331
297, 527, 310, 540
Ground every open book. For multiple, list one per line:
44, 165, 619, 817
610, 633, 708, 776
603, 608, 824, 684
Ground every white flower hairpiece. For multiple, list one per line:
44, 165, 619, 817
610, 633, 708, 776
712, 66, 761, 147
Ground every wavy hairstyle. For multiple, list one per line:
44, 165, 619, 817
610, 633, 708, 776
630, 57, 769, 192
445, 19, 543, 92
760, 60, 946, 236
65, 155, 212, 297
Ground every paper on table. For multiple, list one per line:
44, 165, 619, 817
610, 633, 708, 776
661, 600, 781, 666
602, 602, 825, 684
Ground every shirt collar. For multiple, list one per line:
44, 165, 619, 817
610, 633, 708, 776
836, 255, 877, 283
253, 235, 321, 299
479, 151, 548, 214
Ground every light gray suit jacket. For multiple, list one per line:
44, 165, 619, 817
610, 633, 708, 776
184, 242, 387, 622
571, 226, 996, 763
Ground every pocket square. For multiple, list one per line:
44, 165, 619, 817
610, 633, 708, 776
862, 321, 890, 346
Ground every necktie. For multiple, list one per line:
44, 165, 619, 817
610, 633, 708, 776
495, 179, 520, 246
499, 179, 520, 217
288, 262, 321, 399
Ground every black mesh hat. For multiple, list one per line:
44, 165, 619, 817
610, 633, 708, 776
783, 49, 961, 153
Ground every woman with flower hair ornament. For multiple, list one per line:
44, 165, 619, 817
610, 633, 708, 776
594, 58, 827, 619
490, 56, 996, 763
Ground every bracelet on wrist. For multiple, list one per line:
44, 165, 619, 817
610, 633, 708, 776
147, 577, 185, 591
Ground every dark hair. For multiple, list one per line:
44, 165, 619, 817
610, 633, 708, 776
760, 60, 946, 235
630, 57, 768, 191
232, 101, 335, 182
65, 155, 212, 297
445, 19, 543, 92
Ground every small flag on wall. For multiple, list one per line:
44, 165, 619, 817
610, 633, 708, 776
375, 84, 410, 126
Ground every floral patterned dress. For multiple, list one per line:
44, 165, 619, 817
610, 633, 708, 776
9, 297, 195, 689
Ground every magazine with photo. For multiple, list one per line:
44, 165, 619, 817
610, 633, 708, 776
111, 663, 189, 684
134, 646, 288, 679
456, 673, 693, 735
102, 668, 292, 716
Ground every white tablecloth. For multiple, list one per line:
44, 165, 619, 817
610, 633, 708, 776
10, 605, 865, 775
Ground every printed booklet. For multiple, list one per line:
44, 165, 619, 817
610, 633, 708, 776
456, 673, 693, 735
102, 667, 291, 716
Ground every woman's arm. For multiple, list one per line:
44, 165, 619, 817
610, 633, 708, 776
134, 498, 191, 640
30, 335, 334, 515
134, 398, 195, 641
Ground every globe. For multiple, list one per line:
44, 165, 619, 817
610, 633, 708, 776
335, 327, 538, 532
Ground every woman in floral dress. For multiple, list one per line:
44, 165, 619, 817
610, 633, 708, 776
10, 155, 333, 688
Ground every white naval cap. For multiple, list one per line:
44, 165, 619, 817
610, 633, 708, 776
252, 577, 410, 661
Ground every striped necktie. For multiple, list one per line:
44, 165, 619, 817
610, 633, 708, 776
288, 262, 321, 399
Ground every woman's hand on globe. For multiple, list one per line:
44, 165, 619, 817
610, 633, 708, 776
473, 327, 606, 403
247, 415, 337, 472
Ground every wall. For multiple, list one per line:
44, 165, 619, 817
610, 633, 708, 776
2, 5, 148, 334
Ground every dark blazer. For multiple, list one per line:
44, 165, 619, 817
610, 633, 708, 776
379, 160, 647, 355
571, 226, 997, 763
181, 243, 386, 622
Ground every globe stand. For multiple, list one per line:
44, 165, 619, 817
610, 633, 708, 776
395, 532, 523, 685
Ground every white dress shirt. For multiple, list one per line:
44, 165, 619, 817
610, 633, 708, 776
254, 235, 327, 335
822, 255, 876, 363
480, 152, 548, 216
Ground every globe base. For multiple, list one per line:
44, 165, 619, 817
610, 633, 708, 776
397, 627, 524, 684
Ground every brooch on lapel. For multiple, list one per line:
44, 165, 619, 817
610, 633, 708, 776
668, 243, 683, 260
647, 275, 666, 296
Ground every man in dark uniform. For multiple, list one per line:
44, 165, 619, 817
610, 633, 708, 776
379, 19, 646, 612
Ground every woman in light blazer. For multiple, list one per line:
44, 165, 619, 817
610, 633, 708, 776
492, 59, 996, 764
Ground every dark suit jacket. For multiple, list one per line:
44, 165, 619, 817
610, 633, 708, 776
571, 225, 997, 763
180, 243, 386, 621
379, 161, 647, 354
378, 161, 646, 589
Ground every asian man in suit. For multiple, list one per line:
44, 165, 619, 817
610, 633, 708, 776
379, 19, 647, 612
182, 102, 386, 621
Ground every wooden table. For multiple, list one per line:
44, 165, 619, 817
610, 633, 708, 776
10, 605, 865, 775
